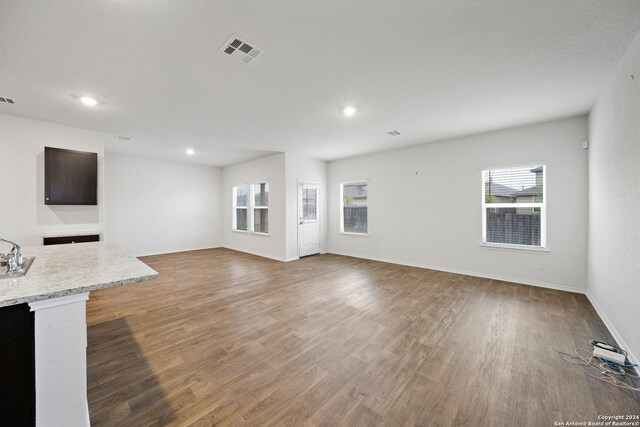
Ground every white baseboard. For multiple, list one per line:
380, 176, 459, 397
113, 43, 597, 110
328, 251, 586, 294
586, 290, 639, 370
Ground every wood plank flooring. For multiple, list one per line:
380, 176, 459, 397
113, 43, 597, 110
87, 248, 640, 426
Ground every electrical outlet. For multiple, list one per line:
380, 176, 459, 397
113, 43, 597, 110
538, 261, 547, 270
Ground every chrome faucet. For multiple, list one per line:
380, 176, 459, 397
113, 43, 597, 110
0, 238, 24, 273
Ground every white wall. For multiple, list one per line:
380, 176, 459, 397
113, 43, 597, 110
222, 153, 287, 261
0, 113, 105, 246
104, 152, 222, 256
328, 116, 589, 292
588, 31, 640, 364
284, 153, 328, 261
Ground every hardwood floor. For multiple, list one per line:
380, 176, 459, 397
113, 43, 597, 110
87, 248, 640, 426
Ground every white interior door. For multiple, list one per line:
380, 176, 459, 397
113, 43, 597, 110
298, 181, 320, 257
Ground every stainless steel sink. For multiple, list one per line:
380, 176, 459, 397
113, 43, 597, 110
0, 256, 35, 280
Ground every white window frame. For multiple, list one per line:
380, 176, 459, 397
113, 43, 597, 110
232, 184, 249, 233
232, 182, 270, 235
252, 182, 269, 235
481, 165, 546, 250
340, 180, 369, 236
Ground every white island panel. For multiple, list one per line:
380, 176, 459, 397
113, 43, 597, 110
30, 293, 91, 427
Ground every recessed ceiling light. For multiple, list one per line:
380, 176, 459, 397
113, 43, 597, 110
343, 106, 357, 117
80, 96, 98, 107
186, 148, 195, 155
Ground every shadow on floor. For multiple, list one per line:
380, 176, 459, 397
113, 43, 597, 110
87, 318, 175, 426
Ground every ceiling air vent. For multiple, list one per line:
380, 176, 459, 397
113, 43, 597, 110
115, 136, 132, 141
388, 130, 401, 136
220, 35, 264, 65
0, 96, 16, 105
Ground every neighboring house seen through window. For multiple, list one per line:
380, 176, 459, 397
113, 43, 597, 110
341, 181, 368, 234
482, 166, 545, 248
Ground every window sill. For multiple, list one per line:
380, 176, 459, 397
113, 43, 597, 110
251, 232, 270, 236
340, 232, 369, 237
232, 229, 248, 234
480, 242, 549, 253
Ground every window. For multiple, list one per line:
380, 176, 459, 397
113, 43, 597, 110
233, 184, 248, 231
340, 181, 368, 234
302, 187, 317, 220
232, 182, 269, 234
482, 165, 545, 248
253, 182, 269, 234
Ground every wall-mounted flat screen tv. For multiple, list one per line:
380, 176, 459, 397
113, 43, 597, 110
45, 147, 98, 205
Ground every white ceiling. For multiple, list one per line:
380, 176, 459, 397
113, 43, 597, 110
1, 0, 639, 167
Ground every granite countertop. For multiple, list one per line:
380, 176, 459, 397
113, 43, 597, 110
0, 242, 158, 307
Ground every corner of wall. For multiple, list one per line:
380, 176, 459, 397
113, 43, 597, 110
586, 29, 640, 363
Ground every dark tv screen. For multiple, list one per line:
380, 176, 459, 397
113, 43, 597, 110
44, 147, 98, 205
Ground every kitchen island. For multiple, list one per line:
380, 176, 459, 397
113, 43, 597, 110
0, 242, 158, 427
